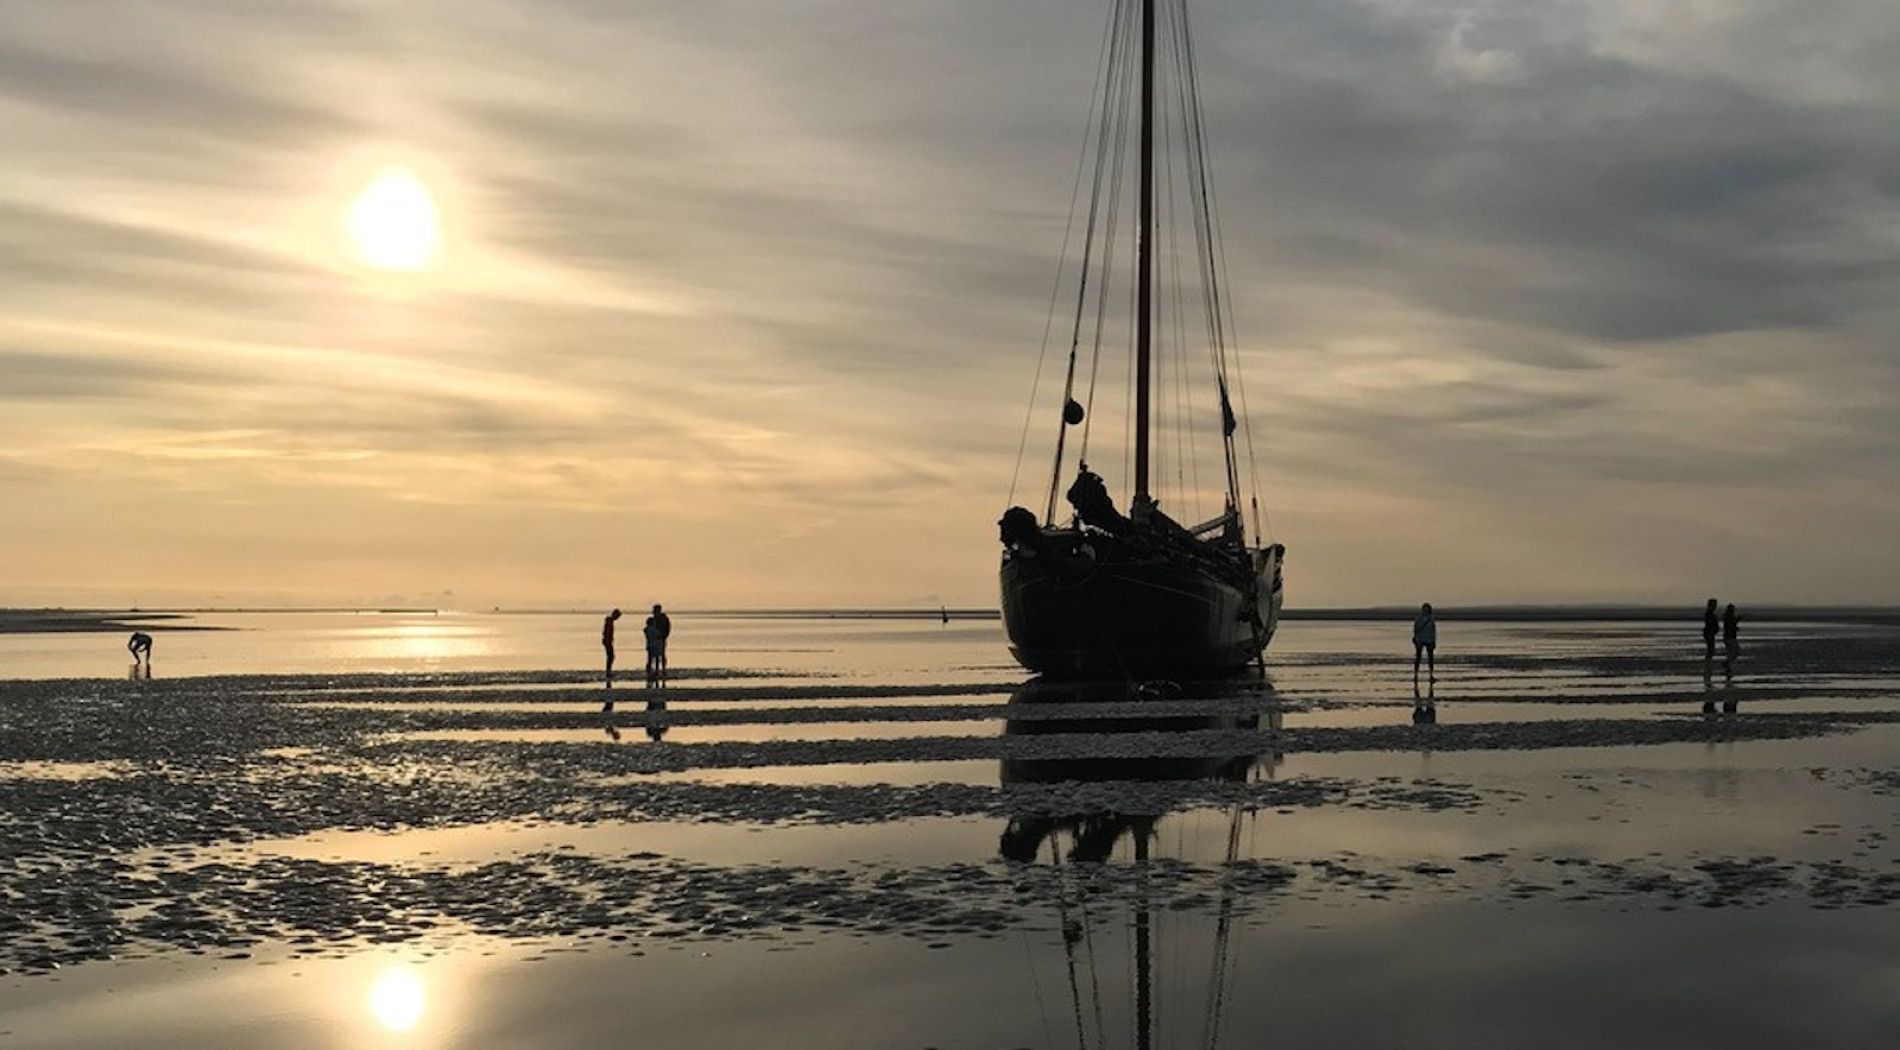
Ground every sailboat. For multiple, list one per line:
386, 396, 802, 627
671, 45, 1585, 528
999, 0, 1284, 679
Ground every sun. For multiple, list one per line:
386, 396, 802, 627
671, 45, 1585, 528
347, 167, 441, 271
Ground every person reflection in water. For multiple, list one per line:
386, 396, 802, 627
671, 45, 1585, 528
601, 609, 622, 707
645, 699, 669, 742
644, 604, 671, 688
1411, 603, 1437, 683
1702, 670, 1739, 715
1411, 678, 1436, 724
1701, 598, 1720, 666
1721, 603, 1741, 679
126, 631, 153, 678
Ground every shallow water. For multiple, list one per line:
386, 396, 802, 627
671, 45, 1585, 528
0, 611, 1018, 682
3, 615, 1899, 1048
4, 906, 1897, 1050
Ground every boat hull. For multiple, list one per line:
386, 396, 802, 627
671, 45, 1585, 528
1000, 538, 1282, 678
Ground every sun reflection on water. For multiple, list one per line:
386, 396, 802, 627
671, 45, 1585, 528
358, 621, 496, 664
368, 966, 426, 1033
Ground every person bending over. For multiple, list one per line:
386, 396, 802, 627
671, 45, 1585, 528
127, 631, 153, 670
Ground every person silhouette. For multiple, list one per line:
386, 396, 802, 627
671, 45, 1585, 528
127, 631, 153, 676
601, 609, 622, 705
1701, 598, 1719, 666
1411, 603, 1437, 682
1721, 603, 1741, 678
644, 604, 671, 688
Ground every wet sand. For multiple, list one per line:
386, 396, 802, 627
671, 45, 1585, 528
2, 617, 1898, 1047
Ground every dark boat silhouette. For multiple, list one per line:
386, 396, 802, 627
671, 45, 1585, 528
998, 0, 1283, 679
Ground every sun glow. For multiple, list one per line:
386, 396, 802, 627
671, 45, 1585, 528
348, 167, 441, 271
367, 966, 427, 1032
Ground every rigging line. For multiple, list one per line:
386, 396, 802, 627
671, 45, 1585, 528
1011, 0, 1121, 512
1133, 824, 1155, 1050
1164, 0, 1236, 515
1079, 0, 1137, 470
1150, 891, 1162, 1049
1148, 29, 1165, 514
1050, 841, 1092, 1050
1123, 252, 1136, 491
1159, 19, 1198, 520
1078, 860, 1108, 1047
1179, 0, 1267, 540
1155, 38, 1179, 513
1163, 815, 1188, 1048
1200, 804, 1245, 1050
1163, 0, 1230, 512
1048, 0, 1134, 521
1022, 928, 1061, 1050
1165, 0, 1218, 370
1176, 8, 1241, 520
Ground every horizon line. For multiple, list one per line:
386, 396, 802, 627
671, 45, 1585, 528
8, 603, 1900, 624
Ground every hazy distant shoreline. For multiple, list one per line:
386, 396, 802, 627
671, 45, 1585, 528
0, 611, 229, 635
6, 604, 1900, 634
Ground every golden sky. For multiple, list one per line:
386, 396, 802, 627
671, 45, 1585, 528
3, 0, 1898, 609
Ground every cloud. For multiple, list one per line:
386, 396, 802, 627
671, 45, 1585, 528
0, 41, 361, 144
3, 0, 1899, 605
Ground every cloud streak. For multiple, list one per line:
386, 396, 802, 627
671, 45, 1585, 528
2, 0, 1899, 606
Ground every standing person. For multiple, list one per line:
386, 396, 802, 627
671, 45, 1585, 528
601, 609, 622, 704
1722, 603, 1741, 677
1702, 598, 1720, 666
126, 631, 153, 677
1411, 603, 1437, 682
644, 603, 672, 688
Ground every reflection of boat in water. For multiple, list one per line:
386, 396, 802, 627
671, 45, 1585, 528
998, 677, 1274, 1048
999, 678, 1271, 811
998, 0, 1284, 680
998, 677, 1280, 862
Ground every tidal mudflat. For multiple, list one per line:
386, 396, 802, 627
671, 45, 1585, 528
3, 615, 1898, 1048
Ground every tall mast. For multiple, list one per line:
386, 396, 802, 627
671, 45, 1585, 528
1133, 0, 1156, 501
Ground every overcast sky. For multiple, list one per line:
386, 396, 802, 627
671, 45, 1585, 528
2, 0, 1897, 609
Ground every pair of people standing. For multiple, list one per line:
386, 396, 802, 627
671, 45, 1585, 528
1702, 599, 1741, 675
602, 604, 671, 698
